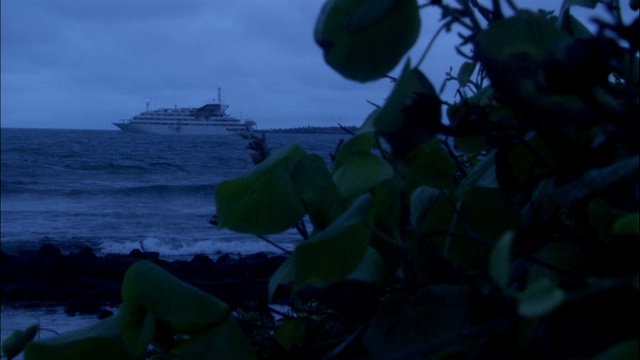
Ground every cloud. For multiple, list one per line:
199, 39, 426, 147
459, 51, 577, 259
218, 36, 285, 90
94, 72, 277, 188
1, 1, 635, 130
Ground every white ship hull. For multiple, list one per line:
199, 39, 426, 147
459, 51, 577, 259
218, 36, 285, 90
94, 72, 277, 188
113, 121, 248, 135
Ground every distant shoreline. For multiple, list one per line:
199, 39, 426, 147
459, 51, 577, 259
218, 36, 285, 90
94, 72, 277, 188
259, 125, 357, 135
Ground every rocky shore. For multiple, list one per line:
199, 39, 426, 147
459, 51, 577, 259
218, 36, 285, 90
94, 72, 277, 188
1, 244, 287, 318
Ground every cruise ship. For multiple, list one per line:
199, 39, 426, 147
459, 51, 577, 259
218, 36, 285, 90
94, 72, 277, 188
113, 88, 256, 135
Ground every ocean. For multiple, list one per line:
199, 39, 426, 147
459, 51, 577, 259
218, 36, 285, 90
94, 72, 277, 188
1, 128, 346, 258
0, 128, 348, 352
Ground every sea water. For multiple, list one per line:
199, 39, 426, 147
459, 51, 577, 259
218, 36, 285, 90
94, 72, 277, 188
0, 128, 348, 353
1, 128, 346, 258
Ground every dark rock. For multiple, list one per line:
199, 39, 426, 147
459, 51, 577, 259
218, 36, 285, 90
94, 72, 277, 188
128, 249, 159, 260
129, 249, 144, 258
215, 253, 233, 265
97, 308, 114, 320
1, 244, 290, 316
77, 246, 97, 258
191, 254, 215, 268
38, 243, 62, 257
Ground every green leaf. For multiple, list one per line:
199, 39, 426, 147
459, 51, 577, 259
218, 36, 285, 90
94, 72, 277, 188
345, 246, 385, 282
612, 212, 639, 237
446, 86, 495, 154
216, 144, 308, 235
370, 180, 402, 244
529, 242, 591, 285
293, 194, 373, 289
270, 195, 375, 297
374, 61, 436, 134
474, 11, 567, 105
274, 319, 308, 352
2, 324, 38, 360
438, 187, 518, 271
550, 156, 639, 205
456, 151, 499, 196
345, 0, 395, 32
333, 152, 394, 198
495, 134, 558, 193
332, 132, 376, 171
517, 278, 566, 318
456, 61, 477, 88
402, 138, 456, 192
24, 317, 132, 360
169, 317, 255, 360
121, 261, 230, 334
117, 301, 157, 356
314, 0, 420, 82
587, 198, 624, 242
489, 231, 514, 289
332, 132, 393, 199
291, 154, 346, 232
476, 11, 567, 66
410, 186, 443, 235
268, 257, 295, 301
592, 339, 640, 360
373, 63, 441, 156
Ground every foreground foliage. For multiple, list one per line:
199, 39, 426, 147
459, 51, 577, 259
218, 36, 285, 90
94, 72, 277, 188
3, 0, 638, 359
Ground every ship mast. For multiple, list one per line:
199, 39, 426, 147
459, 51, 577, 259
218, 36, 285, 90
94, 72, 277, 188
217, 87, 222, 104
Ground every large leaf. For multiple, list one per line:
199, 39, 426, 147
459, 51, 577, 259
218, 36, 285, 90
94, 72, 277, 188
2, 324, 38, 360
517, 278, 566, 318
489, 231, 514, 289
332, 132, 376, 171
475, 11, 567, 67
216, 144, 308, 235
612, 212, 640, 237
333, 152, 394, 198
474, 11, 568, 105
374, 61, 440, 134
121, 261, 230, 334
314, 0, 420, 82
401, 138, 456, 192
550, 156, 639, 205
410, 186, 444, 235
270, 194, 374, 295
293, 194, 373, 289
370, 180, 402, 248
117, 301, 157, 356
438, 187, 519, 271
592, 339, 640, 360
495, 134, 558, 194
332, 131, 393, 199
292, 154, 346, 232
23, 317, 132, 360
528, 242, 591, 285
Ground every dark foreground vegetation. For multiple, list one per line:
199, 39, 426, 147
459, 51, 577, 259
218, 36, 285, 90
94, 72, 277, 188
3, 0, 638, 359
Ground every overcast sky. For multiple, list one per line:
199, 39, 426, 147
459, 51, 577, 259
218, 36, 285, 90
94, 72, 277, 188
1, 1, 635, 130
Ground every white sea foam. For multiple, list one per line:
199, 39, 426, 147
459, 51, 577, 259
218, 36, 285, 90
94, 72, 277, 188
96, 231, 298, 260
